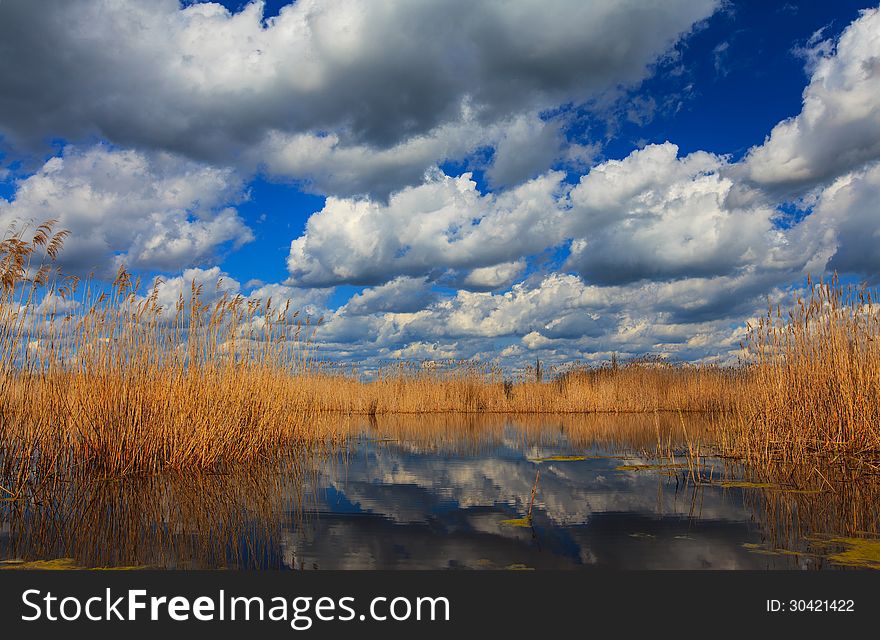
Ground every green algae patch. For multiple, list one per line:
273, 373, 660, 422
616, 463, 690, 472
500, 517, 532, 528
529, 454, 629, 463
716, 480, 777, 489
742, 543, 777, 556
0, 558, 82, 570
504, 563, 535, 571
713, 480, 822, 493
0, 558, 149, 571
742, 543, 812, 558
825, 537, 880, 569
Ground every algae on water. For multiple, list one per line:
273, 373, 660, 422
500, 517, 532, 528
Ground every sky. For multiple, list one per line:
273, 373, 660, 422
1, 0, 879, 370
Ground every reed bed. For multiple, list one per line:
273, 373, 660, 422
1, 221, 346, 485
3, 221, 880, 485
294, 362, 744, 415
719, 275, 880, 468
340, 411, 713, 457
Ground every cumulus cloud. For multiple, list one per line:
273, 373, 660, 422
287, 136, 843, 368
143, 267, 330, 322
287, 142, 791, 290
0, 0, 718, 194
0, 145, 253, 276
565, 142, 777, 284
256, 121, 489, 198
463, 261, 527, 291
344, 277, 436, 315
287, 171, 567, 286
793, 161, 880, 280
313, 269, 783, 368
485, 115, 565, 188
246, 282, 332, 317
736, 8, 880, 196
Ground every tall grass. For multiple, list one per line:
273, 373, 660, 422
3, 221, 879, 484
290, 361, 744, 415
298, 363, 742, 415
724, 275, 880, 466
1, 221, 337, 483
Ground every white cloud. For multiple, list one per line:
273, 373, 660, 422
287, 171, 567, 286
246, 282, 332, 317
565, 142, 777, 284
485, 115, 564, 188
256, 120, 491, 198
737, 8, 880, 196
143, 268, 330, 323
288, 137, 840, 367
0, 145, 253, 276
0, 0, 719, 195
463, 260, 526, 291
312, 269, 783, 368
794, 161, 880, 279
344, 277, 436, 315
285, 142, 803, 292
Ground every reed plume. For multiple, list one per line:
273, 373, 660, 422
3, 221, 879, 488
723, 275, 880, 467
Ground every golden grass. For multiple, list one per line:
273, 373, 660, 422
1, 221, 346, 484
717, 275, 880, 468
294, 361, 745, 415
2, 220, 880, 486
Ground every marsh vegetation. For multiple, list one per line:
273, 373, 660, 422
1, 221, 879, 569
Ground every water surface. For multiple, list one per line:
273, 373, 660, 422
2, 414, 876, 569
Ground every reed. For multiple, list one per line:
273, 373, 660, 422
1, 221, 343, 484
0, 462, 315, 569
293, 360, 744, 415
3, 220, 879, 485
720, 275, 880, 468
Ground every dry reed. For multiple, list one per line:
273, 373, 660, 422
1, 221, 340, 484
719, 275, 880, 468
293, 361, 744, 415
3, 221, 879, 486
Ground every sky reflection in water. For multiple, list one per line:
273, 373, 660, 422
0, 414, 850, 570
287, 424, 796, 570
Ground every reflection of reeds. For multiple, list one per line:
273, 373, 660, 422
0, 461, 316, 569
338, 411, 713, 457
724, 459, 880, 568
1, 413, 708, 569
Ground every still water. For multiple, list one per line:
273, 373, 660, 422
1, 414, 876, 569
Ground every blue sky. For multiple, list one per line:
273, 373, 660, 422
1, 0, 879, 368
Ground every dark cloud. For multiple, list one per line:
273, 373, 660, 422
0, 0, 718, 189
344, 276, 437, 315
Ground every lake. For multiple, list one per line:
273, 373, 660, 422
1, 413, 876, 569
